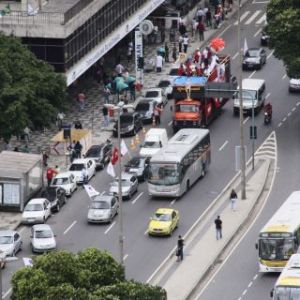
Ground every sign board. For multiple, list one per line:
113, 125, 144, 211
135, 29, 144, 85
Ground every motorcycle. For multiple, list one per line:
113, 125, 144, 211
264, 111, 272, 125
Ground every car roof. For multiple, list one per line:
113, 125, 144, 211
0, 230, 16, 236
247, 47, 261, 52
28, 198, 47, 204
121, 112, 135, 117
72, 158, 91, 164
54, 172, 72, 178
145, 87, 162, 92
156, 208, 175, 214
32, 224, 52, 230
92, 195, 115, 202
88, 144, 104, 150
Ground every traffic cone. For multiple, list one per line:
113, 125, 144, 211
135, 134, 140, 144
130, 139, 135, 150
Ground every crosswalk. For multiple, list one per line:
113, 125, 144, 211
234, 10, 266, 26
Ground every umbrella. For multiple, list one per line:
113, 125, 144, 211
210, 38, 225, 53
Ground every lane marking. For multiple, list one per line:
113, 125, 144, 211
170, 199, 176, 206
266, 92, 271, 99
3, 288, 12, 299
100, 191, 106, 195
123, 254, 129, 261
218, 25, 231, 37
242, 289, 247, 296
248, 71, 256, 78
219, 140, 228, 151
288, 112, 291, 117
253, 274, 258, 280
243, 117, 250, 124
282, 117, 287, 122
278, 122, 282, 127
131, 192, 144, 204
168, 120, 173, 127
232, 52, 239, 60
253, 28, 261, 37
297, 102, 300, 106
105, 221, 116, 234
248, 281, 253, 288
234, 11, 250, 25
245, 10, 261, 25
267, 50, 274, 59
144, 229, 148, 235
292, 107, 296, 112
63, 220, 77, 235
255, 13, 266, 25
282, 74, 287, 80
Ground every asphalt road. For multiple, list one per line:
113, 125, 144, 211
2, 1, 299, 299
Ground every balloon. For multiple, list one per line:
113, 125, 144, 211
210, 38, 225, 53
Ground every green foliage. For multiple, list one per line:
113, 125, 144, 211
0, 33, 66, 139
266, 0, 300, 77
11, 248, 166, 300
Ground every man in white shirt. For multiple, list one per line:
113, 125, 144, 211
156, 54, 164, 72
115, 63, 125, 76
183, 35, 189, 53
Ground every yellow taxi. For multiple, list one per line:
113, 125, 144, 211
148, 208, 179, 236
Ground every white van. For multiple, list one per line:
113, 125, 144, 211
233, 78, 266, 115
139, 128, 168, 157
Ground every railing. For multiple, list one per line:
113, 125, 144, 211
64, 0, 93, 24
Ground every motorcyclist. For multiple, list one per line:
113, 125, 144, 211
264, 102, 272, 117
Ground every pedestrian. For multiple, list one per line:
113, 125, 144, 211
196, 7, 205, 23
179, 21, 186, 36
42, 150, 49, 167
127, 42, 133, 62
82, 167, 88, 185
4, 140, 11, 151
23, 126, 31, 142
230, 189, 238, 211
154, 104, 163, 125
56, 112, 65, 130
178, 35, 183, 53
13, 147, 19, 152
156, 54, 164, 72
115, 63, 125, 76
176, 235, 184, 261
103, 86, 111, 104
55, 165, 61, 174
102, 105, 109, 127
172, 45, 177, 62
74, 120, 83, 129
214, 215, 223, 240
197, 22, 205, 41
46, 167, 57, 186
74, 141, 83, 159
183, 34, 189, 53
77, 91, 86, 110
164, 43, 169, 63
206, 7, 212, 27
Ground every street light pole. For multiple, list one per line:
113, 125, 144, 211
237, 0, 246, 199
251, 98, 255, 171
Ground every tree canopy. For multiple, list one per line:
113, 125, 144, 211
0, 33, 66, 140
11, 248, 167, 300
266, 0, 300, 77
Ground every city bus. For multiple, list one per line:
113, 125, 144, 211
256, 191, 300, 273
147, 128, 210, 198
270, 253, 300, 299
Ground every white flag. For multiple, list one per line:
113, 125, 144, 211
84, 184, 100, 198
23, 257, 33, 267
121, 139, 128, 156
107, 161, 116, 177
243, 38, 248, 55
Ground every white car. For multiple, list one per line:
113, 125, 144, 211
22, 198, 51, 224
68, 158, 96, 183
30, 224, 56, 253
109, 173, 138, 199
0, 230, 22, 257
158, 79, 173, 99
143, 88, 167, 106
289, 78, 300, 92
51, 172, 77, 197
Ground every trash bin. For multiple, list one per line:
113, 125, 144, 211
108, 107, 114, 118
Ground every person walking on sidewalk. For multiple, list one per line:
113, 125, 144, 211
214, 216, 223, 240
77, 91, 86, 110
183, 34, 189, 53
74, 141, 83, 159
197, 21, 205, 41
156, 54, 164, 72
230, 189, 238, 211
178, 35, 183, 53
102, 105, 109, 127
154, 104, 163, 125
46, 167, 57, 186
172, 44, 177, 62
176, 235, 184, 261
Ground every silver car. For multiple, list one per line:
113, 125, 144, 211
109, 173, 138, 199
87, 195, 119, 223
0, 230, 22, 257
30, 224, 56, 253
144, 87, 167, 106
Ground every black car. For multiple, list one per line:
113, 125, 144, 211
242, 48, 267, 70
113, 112, 143, 137
85, 141, 113, 170
124, 156, 150, 181
40, 186, 66, 213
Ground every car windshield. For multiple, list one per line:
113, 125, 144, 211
136, 102, 150, 111
235, 90, 257, 101
158, 80, 171, 87
145, 91, 159, 98
69, 163, 84, 171
91, 201, 110, 209
126, 157, 142, 168
142, 141, 161, 148
274, 287, 300, 300
259, 238, 294, 260
0, 236, 13, 244
176, 104, 199, 112
111, 180, 130, 187
35, 230, 53, 238
169, 68, 178, 75
148, 163, 181, 186
85, 147, 101, 157
25, 203, 43, 211
120, 115, 133, 123
246, 50, 260, 57
52, 178, 68, 185
153, 213, 171, 221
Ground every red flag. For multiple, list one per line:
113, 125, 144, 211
111, 147, 119, 165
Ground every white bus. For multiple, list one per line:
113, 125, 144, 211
148, 128, 210, 198
256, 191, 300, 272
271, 254, 300, 299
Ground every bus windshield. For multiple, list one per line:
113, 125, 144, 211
148, 164, 181, 186
176, 104, 199, 112
259, 238, 294, 260
275, 287, 300, 300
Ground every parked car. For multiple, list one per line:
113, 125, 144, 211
113, 112, 143, 137
242, 48, 267, 70
143, 87, 167, 106
0, 230, 22, 257
158, 79, 173, 99
134, 99, 156, 123
0, 250, 5, 269
68, 158, 96, 183
22, 198, 51, 224
124, 156, 150, 182
40, 186, 67, 212
30, 224, 56, 253
109, 173, 138, 199
148, 208, 179, 236
87, 195, 119, 223
289, 77, 300, 93
84, 141, 113, 170
50, 172, 77, 197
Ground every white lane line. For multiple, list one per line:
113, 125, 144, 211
253, 274, 258, 280
248, 71, 256, 78
266, 92, 271, 99
232, 52, 239, 60
218, 25, 231, 37
278, 122, 282, 127
234, 11, 250, 25
100, 191, 106, 196
248, 281, 253, 288
168, 120, 173, 127
123, 254, 129, 261
242, 289, 247, 296
253, 28, 261, 37
297, 102, 300, 106
63, 220, 77, 235
170, 199, 176, 206
243, 117, 250, 124
267, 50, 274, 59
219, 140, 228, 151
131, 192, 144, 204
292, 107, 296, 112
3, 288, 12, 299
144, 229, 148, 235
105, 221, 116, 234
19, 227, 26, 234
288, 112, 292, 117
255, 13, 266, 25
245, 10, 261, 25
282, 74, 287, 80
282, 117, 287, 122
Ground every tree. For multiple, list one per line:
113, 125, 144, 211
0, 33, 66, 139
266, 0, 300, 77
11, 248, 166, 300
